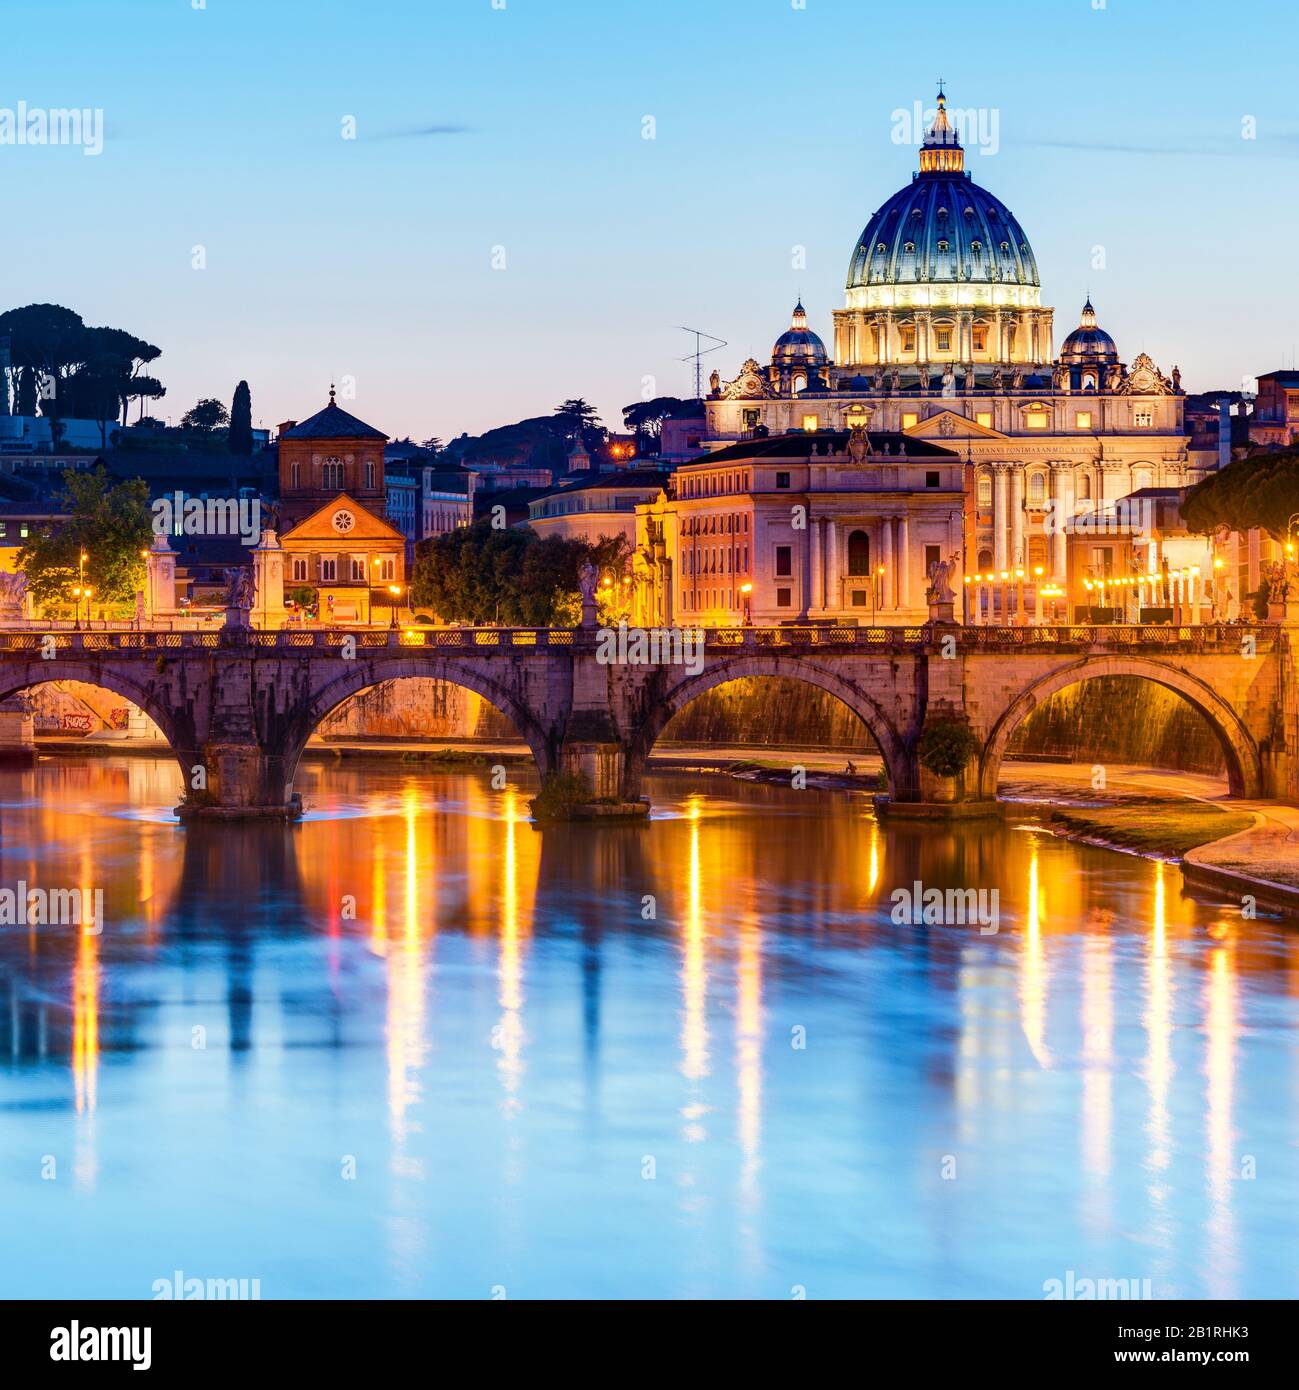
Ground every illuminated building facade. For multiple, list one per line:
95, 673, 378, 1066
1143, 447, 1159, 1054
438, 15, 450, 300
693, 88, 1189, 617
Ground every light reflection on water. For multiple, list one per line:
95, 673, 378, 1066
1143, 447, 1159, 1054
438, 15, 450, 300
0, 753, 1297, 1299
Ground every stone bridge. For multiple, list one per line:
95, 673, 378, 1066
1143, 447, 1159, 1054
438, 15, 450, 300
0, 622, 1293, 816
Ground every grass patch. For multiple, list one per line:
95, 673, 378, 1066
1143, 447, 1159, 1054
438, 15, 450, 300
529, 771, 594, 822
398, 749, 488, 765
1050, 800, 1254, 858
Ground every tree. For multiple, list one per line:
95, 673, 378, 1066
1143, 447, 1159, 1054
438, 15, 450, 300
17, 466, 152, 610
411, 520, 628, 627
228, 380, 253, 455
1182, 449, 1299, 543
0, 303, 85, 419
553, 398, 606, 449
181, 397, 229, 434
622, 396, 691, 451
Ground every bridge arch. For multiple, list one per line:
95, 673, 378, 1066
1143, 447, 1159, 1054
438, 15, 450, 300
0, 660, 193, 789
978, 656, 1264, 799
628, 653, 913, 797
284, 657, 558, 797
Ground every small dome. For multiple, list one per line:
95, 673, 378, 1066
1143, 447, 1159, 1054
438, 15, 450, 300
773, 300, 828, 366
1059, 297, 1118, 363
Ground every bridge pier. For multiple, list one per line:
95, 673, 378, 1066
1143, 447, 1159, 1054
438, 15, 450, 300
177, 741, 300, 821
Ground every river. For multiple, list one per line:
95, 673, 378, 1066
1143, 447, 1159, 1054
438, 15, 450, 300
1, 755, 1296, 1299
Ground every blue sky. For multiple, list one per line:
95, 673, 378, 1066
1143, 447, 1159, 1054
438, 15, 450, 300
4, 0, 1297, 440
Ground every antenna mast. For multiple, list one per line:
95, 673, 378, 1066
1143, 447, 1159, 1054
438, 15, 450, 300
677, 326, 727, 400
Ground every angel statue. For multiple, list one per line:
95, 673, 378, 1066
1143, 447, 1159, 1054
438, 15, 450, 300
223, 566, 254, 610
926, 555, 956, 603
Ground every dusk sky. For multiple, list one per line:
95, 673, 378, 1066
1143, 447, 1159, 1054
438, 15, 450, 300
7, 0, 1297, 440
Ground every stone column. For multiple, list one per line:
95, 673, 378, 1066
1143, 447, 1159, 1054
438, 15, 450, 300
809, 514, 823, 612
881, 519, 895, 612
1009, 467, 1024, 568
1050, 463, 1071, 581
145, 533, 177, 621
825, 521, 838, 614
897, 515, 910, 610
993, 464, 1009, 573
252, 529, 286, 630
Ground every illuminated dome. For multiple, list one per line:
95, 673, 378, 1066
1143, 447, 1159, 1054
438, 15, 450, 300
1059, 298, 1118, 363
772, 300, 828, 366
844, 89, 1040, 310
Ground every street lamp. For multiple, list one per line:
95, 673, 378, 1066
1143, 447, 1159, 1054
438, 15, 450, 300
71, 584, 93, 630
739, 581, 753, 625
388, 584, 403, 629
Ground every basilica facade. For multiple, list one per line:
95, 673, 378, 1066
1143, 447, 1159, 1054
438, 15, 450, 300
637, 89, 1191, 626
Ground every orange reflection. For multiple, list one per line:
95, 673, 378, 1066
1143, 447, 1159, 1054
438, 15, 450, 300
1205, 938, 1239, 1296
680, 796, 709, 1095
1019, 836, 1050, 1068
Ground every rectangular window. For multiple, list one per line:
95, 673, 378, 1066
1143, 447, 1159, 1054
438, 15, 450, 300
0, 522, 6, 537
900, 328, 916, 353
1025, 411, 1048, 430
851, 590, 867, 607
1134, 409, 1153, 428
291, 461, 301, 488
1075, 411, 1093, 429
319, 558, 337, 582
775, 471, 790, 489
775, 545, 792, 577
935, 329, 952, 352
973, 328, 988, 352
776, 587, 792, 608
925, 471, 940, 488
20, 524, 28, 538
802, 414, 818, 433
901, 412, 919, 430
976, 412, 993, 429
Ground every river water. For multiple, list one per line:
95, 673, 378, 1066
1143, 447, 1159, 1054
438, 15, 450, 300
1, 755, 1296, 1299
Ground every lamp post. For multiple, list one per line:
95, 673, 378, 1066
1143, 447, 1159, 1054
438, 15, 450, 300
869, 564, 885, 624
1033, 565, 1044, 624
388, 583, 403, 629
739, 581, 753, 625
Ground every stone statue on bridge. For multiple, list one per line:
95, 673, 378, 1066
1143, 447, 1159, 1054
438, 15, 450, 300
0, 570, 29, 623
578, 561, 599, 629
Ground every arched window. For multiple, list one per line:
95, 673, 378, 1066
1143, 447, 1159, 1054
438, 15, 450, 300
1077, 473, 1092, 500
1132, 464, 1155, 491
977, 548, 993, 572
793, 373, 807, 393
847, 529, 871, 576
977, 474, 993, 506
322, 456, 344, 490
1027, 471, 1046, 504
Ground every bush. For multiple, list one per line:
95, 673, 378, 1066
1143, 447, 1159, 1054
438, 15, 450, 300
918, 719, 981, 778
529, 771, 594, 821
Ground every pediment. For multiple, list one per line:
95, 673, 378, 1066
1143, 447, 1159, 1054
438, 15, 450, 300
281, 494, 405, 545
906, 410, 1007, 440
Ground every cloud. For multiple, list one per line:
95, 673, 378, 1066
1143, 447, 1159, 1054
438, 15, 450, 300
367, 122, 473, 140
1023, 135, 1299, 159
